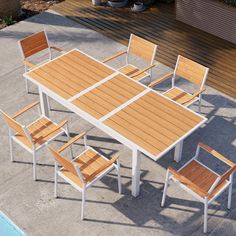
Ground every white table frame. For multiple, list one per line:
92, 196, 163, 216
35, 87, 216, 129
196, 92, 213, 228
24, 49, 207, 197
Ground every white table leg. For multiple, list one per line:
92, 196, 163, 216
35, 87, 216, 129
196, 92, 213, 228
132, 149, 141, 197
39, 88, 50, 117
174, 140, 183, 162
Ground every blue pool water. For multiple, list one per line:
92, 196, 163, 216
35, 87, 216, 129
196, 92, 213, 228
0, 212, 25, 236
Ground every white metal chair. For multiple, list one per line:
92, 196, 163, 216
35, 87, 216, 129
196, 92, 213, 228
49, 131, 122, 220
149, 55, 209, 113
0, 101, 70, 181
161, 142, 236, 233
18, 30, 66, 93
102, 34, 158, 81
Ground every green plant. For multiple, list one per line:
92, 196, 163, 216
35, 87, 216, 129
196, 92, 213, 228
3, 16, 16, 26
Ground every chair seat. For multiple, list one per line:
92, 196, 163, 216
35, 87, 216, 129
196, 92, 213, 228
15, 117, 63, 149
60, 148, 113, 188
163, 87, 198, 106
179, 160, 227, 198
118, 64, 149, 81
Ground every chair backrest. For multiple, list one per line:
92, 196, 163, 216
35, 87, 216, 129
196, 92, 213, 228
49, 148, 81, 179
213, 164, 236, 192
174, 55, 209, 89
127, 34, 157, 64
18, 30, 49, 59
1, 111, 31, 142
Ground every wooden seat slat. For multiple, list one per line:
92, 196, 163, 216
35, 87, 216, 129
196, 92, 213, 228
119, 65, 148, 81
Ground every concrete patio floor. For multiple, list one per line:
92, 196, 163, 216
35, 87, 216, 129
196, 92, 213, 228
0, 10, 236, 236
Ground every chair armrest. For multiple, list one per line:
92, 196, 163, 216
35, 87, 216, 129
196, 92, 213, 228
102, 50, 127, 63
198, 143, 235, 168
32, 120, 68, 144
50, 46, 66, 54
168, 167, 208, 197
181, 88, 206, 105
23, 59, 36, 69
58, 131, 87, 153
131, 64, 157, 78
148, 72, 173, 87
12, 101, 40, 119
84, 154, 119, 183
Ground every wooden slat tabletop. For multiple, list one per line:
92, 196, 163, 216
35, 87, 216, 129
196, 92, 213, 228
103, 91, 204, 157
27, 50, 114, 100
72, 74, 145, 119
26, 48, 206, 160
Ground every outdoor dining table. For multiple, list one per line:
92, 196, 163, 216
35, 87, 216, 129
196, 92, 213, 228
24, 49, 207, 197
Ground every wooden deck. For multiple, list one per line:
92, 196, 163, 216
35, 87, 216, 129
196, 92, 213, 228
52, 0, 236, 99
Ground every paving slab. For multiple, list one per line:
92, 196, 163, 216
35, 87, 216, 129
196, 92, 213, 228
0, 10, 235, 236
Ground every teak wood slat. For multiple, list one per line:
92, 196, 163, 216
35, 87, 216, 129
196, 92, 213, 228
179, 160, 218, 193
129, 34, 156, 62
141, 92, 202, 126
27, 50, 115, 100
163, 87, 194, 106
19, 31, 49, 58
105, 118, 161, 155
175, 55, 208, 87
43, 62, 89, 91
72, 74, 145, 119
108, 110, 174, 148
103, 91, 204, 156
119, 64, 148, 81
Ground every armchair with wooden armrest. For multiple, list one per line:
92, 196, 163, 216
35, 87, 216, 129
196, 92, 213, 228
161, 142, 236, 233
49, 131, 122, 220
102, 34, 158, 82
0, 101, 70, 180
18, 30, 66, 94
148, 55, 209, 113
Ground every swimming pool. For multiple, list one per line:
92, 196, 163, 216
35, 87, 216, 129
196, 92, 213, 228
0, 211, 26, 236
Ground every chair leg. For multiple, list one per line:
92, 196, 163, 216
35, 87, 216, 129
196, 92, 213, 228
25, 79, 30, 94
198, 95, 202, 113
9, 129, 14, 162
65, 123, 73, 159
203, 197, 208, 234
161, 169, 170, 207
47, 96, 51, 111
81, 188, 86, 220
84, 135, 88, 149
54, 162, 58, 198
116, 160, 122, 194
33, 150, 37, 181
228, 174, 234, 209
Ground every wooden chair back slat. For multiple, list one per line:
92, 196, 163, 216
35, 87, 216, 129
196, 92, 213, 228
175, 55, 208, 87
128, 34, 156, 63
19, 31, 49, 58
1, 111, 29, 140
50, 148, 79, 177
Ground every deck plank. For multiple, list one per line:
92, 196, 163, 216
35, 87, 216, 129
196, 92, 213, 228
52, 0, 236, 99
